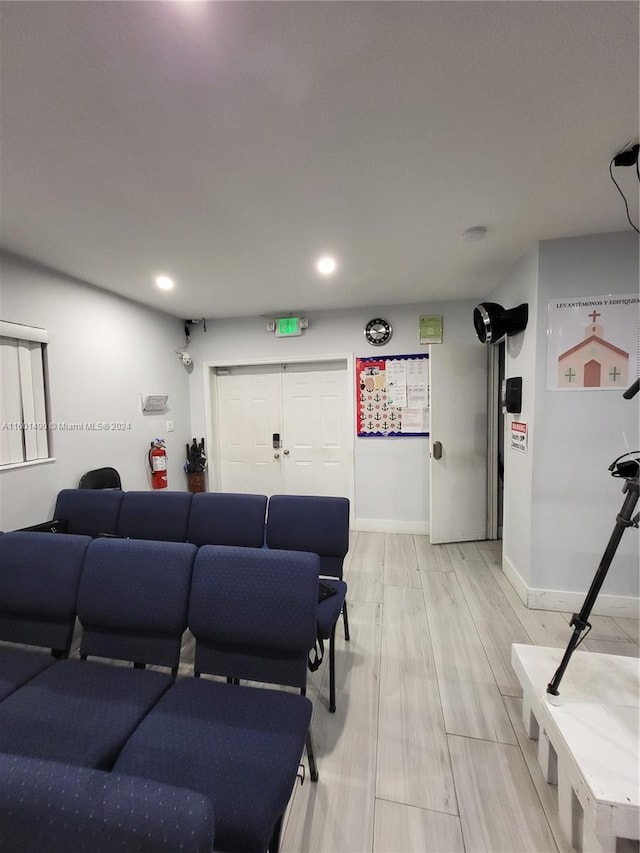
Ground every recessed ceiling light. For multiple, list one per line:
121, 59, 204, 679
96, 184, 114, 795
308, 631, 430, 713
462, 226, 488, 243
155, 275, 174, 291
316, 255, 337, 276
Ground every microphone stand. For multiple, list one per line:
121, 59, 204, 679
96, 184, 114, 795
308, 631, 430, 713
547, 377, 640, 699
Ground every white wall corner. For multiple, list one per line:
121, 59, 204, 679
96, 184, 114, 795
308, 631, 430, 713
504, 554, 640, 618
502, 554, 530, 606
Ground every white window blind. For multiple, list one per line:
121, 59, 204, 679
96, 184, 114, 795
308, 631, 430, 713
0, 321, 49, 466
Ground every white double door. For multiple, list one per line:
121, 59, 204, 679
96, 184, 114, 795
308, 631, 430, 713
214, 360, 351, 499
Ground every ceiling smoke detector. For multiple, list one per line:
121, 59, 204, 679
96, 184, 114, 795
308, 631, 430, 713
462, 226, 488, 243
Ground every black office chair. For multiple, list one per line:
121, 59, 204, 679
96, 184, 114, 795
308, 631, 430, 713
78, 467, 122, 489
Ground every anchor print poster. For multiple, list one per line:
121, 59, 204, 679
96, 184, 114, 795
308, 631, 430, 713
356, 354, 429, 436
547, 294, 640, 391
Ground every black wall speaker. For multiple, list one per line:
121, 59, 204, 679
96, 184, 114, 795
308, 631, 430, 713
473, 302, 528, 345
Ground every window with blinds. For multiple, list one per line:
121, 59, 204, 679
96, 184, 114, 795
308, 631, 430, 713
0, 320, 50, 466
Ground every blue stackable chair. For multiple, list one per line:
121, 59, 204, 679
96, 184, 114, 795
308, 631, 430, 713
0, 538, 196, 768
77, 537, 197, 674
266, 494, 350, 712
0, 531, 91, 657
114, 544, 319, 853
19, 489, 124, 537
54, 488, 124, 537
187, 492, 268, 547
115, 490, 193, 542
0, 532, 91, 701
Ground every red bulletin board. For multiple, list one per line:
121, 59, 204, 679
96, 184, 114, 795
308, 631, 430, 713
356, 353, 429, 437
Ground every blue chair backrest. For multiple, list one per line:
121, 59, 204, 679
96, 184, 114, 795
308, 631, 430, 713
116, 491, 193, 542
77, 538, 197, 669
54, 489, 123, 537
187, 492, 267, 547
0, 532, 91, 653
188, 545, 319, 689
266, 495, 350, 578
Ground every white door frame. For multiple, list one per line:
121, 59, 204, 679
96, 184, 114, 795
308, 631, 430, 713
486, 345, 500, 540
202, 353, 355, 515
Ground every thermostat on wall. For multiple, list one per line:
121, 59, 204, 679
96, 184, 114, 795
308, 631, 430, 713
141, 394, 169, 413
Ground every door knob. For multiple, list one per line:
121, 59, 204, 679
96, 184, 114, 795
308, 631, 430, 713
432, 440, 443, 460
283, 449, 290, 455
274, 452, 280, 459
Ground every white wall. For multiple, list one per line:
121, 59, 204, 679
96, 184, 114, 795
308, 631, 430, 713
186, 299, 479, 531
0, 252, 192, 530
532, 232, 639, 601
488, 231, 639, 611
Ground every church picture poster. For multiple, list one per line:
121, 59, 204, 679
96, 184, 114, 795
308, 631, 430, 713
547, 294, 639, 391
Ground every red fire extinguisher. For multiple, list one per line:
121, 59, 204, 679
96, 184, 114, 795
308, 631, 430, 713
149, 438, 168, 489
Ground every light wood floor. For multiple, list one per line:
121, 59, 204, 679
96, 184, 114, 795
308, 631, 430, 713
280, 532, 639, 853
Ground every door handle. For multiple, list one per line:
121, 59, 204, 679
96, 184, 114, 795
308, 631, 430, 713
283, 449, 290, 455
274, 452, 280, 459
432, 440, 443, 460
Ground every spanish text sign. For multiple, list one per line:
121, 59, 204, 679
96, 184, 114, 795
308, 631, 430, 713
547, 294, 639, 391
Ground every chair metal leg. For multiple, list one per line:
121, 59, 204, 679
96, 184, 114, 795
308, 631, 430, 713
268, 814, 284, 853
329, 622, 337, 713
342, 598, 350, 642
305, 730, 319, 782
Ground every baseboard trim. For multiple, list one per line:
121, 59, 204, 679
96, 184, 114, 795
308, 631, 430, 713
502, 555, 529, 607
353, 518, 430, 535
502, 555, 639, 618
527, 588, 639, 619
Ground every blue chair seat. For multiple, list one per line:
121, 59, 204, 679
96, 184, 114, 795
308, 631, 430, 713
113, 677, 312, 853
315, 578, 347, 713
0, 647, 55, 702
316, 578, 347, 639
0, 752, 214, 853
0, 658, 172, 768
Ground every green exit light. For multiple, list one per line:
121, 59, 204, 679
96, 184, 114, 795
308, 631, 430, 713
276, 317, 301, 337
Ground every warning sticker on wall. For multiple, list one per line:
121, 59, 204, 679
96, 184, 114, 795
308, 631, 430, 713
511, 421, 528, 453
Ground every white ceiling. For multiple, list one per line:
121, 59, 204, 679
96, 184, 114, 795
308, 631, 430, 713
1, 1, 638, 320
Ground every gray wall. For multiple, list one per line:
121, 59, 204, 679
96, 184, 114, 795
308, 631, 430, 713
0, 253, 192, 530
488, 231, 639, 603
532, 232, 639, 600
